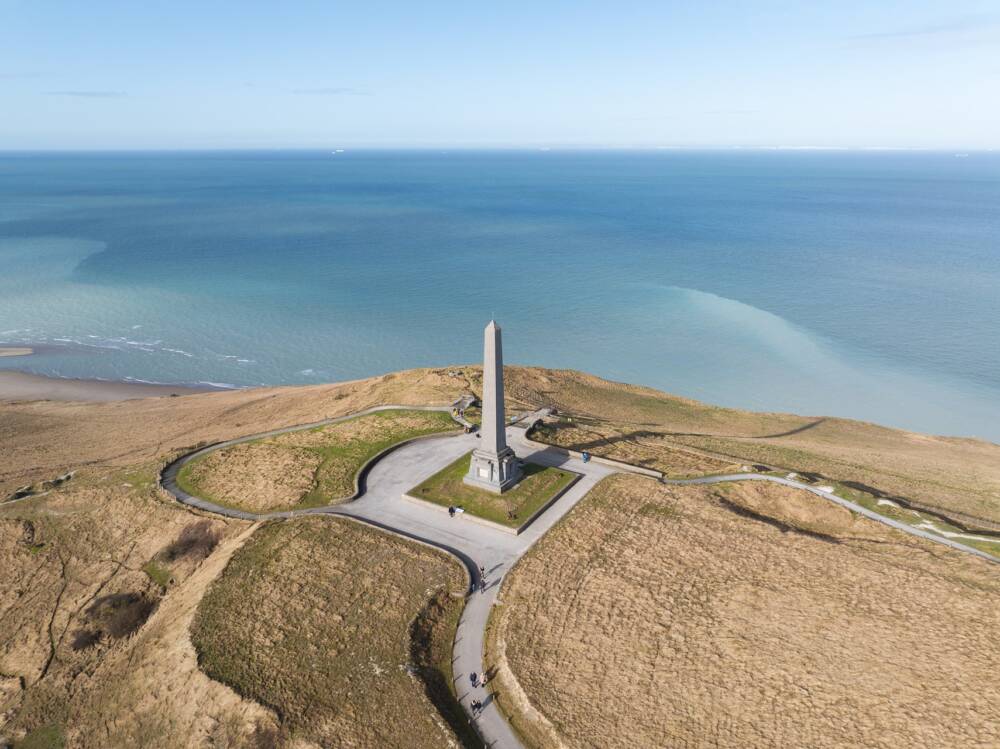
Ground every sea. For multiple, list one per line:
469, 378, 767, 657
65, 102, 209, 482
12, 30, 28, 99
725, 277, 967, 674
1, 150, 998, 442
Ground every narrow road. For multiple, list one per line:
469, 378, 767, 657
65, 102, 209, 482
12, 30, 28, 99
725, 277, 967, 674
159, 405, 998, 749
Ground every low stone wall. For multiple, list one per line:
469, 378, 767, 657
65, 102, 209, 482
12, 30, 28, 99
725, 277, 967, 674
403, 468, 581, 537
519, 430, 663, 479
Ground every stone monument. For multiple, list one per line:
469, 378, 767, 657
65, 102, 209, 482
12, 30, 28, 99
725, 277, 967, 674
465, 320, 522, 493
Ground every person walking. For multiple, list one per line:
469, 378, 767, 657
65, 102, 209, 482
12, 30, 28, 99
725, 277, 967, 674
470, 672, 478, 688
448, 506, 456, 518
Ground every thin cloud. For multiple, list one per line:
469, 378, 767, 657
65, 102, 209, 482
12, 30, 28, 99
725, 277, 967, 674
45, 90, 128, 98
290, 86, 370, 96
851, 14, 998, 41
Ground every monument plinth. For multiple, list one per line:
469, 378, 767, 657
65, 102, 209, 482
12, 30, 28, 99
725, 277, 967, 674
465, 320, 522, 493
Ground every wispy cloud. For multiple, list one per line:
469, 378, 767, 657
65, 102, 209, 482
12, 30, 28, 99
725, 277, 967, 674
290, 86, 370, 96
45, 90, 128, 98
851, 14, 999, 42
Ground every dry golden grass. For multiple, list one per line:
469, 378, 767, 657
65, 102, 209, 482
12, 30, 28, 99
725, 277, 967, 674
0, 469, 272, 747
191, 516, 469, 748
0, 368, 477, 746
183, 442, 322, 512
4, 364, 1000, 747
7, 365, 996, 528
0, 367, 473, 499
178, 409, 458, 512
507, 366, 1000, 528
531, 418, 738, 477
489, 473, 1000, 749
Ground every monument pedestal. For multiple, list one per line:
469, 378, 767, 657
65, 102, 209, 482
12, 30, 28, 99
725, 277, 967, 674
466, 446, 522, 494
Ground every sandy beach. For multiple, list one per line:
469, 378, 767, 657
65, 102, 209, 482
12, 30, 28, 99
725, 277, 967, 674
0, 347, 33, 357
0, 370, 228, 402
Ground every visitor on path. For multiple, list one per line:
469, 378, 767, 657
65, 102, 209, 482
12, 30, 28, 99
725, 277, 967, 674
479, 565, 485, 580
471, 699, 482, 715
448, 506, 456, 518
470, 672, 479, 688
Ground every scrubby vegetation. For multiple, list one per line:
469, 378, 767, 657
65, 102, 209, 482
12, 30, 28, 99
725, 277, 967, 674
191, 517, 469, 748
163, 521, 220, 561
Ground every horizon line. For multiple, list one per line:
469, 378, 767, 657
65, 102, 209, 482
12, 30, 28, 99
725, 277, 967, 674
0, 145, 996, 154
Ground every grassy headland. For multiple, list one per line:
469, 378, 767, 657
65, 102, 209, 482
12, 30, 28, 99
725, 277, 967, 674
505, 367, 1000, 531
487, 473, 1000, 749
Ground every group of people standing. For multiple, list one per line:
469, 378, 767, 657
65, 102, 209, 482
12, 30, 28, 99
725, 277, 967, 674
469, 670, 490, 716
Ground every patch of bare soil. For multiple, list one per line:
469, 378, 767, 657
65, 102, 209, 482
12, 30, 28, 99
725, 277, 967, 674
185, 442, 322, 512
191, 516, 467, 748
489, 473, 1000, 749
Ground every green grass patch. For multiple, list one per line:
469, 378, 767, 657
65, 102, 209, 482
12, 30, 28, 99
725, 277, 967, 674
176, 409, 459, 512
300, 410, 459, 507
410, 452, 577, 528
142, 560, 172, 589
17, 723, 65, 749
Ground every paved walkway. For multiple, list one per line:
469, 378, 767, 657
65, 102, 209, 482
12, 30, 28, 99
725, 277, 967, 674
159, 405, 998, 749
161, 408, 614, 748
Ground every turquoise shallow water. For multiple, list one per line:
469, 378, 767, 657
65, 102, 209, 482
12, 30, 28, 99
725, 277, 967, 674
1, 150, 998, 441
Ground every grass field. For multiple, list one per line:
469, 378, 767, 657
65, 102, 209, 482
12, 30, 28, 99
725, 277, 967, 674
176, 409, 458, 513
531, 416, 739, 477
506, 366, 1000, 530
487, 473, 1000, 749
0, 468, 269, 748
410, 452, 576, 528
4, 364, 1000, 746
190, 516, 473, 748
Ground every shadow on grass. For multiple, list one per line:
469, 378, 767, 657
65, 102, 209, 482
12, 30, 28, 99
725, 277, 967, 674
410, 591, 483, 749
715, 495, 841, 545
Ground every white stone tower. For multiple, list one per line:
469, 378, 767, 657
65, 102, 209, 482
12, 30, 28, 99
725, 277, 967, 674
465, 320, 521, 493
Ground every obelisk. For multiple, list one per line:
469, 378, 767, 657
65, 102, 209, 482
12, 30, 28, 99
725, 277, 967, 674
465, 320, 521, 493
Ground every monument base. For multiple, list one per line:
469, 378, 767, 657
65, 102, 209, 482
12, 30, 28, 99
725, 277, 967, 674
464, 447, 522, 494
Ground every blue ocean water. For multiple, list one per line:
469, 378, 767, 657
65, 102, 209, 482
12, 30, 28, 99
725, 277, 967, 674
1, 150, 998, 441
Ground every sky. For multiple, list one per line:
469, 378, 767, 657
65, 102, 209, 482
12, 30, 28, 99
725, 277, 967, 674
1, 1, 998, 150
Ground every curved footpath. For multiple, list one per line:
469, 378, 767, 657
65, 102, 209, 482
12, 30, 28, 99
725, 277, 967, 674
159, 405, 999, 749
